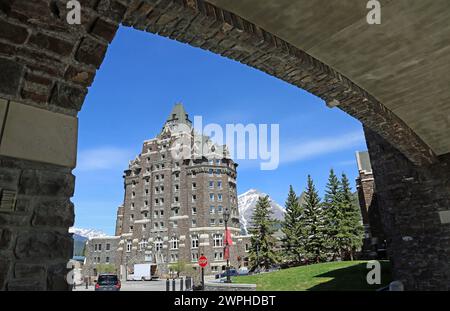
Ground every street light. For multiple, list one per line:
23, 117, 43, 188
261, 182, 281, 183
223, 206, 231, 283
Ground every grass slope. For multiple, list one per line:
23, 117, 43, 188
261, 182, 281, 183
233, 261, 391, 291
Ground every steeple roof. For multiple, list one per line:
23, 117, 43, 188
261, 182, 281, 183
166, 103, 192, 126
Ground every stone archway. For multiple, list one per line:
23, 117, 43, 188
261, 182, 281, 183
0, 0, 448, 290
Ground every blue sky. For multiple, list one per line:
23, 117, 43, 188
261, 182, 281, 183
73, 26, 368, 234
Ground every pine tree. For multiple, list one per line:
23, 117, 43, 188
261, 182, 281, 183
337, 173, 364, 260
248, 195, 279, 271
322, 169, 340, 260
281, 185, 305, 264
302, 175, 327, 263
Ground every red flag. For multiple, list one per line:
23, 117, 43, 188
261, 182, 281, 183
225, 229, 233, 246
224, 245, 230, 260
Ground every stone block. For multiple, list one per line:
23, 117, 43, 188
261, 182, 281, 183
28, 32, 74, 57
90, 18, 119, 42
0, 19, 29, 44
14, 263, 46, 279
0, 101, 78, 168
15, 231, 73, 260
0, 58, 24, 96
19, 169, 75, 197
96, 0, 128, 22
64, 66, 96, 87
75, 37, 108, 68
50, 82, 87, 111
32, 198, 74, 227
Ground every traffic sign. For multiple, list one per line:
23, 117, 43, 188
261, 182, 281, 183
198, 255, 208, 268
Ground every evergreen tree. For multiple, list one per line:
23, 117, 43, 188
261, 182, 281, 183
281, 185, 305, 263
248, 195, 279, 271
337, 173, 364, 260
301, 175, 327, 263
323, 169, 342, 260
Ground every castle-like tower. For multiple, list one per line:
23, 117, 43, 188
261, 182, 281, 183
116, 104, 244, 276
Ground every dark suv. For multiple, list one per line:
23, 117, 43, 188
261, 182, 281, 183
95, 274, 121, 291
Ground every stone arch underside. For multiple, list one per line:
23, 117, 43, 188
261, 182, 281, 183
0, 0, 448, 290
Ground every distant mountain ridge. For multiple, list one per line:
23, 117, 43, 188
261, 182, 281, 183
238, 189, 285, 234
69, 227, 107, 257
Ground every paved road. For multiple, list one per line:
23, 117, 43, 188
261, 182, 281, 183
73, 280, 167, 291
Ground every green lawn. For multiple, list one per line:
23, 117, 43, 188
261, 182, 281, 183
233, 261, 391, 291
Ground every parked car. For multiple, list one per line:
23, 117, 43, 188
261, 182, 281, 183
95, 274, 121, 291
238, 267, 249, 275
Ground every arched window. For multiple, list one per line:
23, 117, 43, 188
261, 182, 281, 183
154, 237, 163, 252
191, 235, 199, 249
213, 234, 223, 247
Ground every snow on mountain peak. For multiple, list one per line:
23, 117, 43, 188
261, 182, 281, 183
238, 189, 285, 234
69, 227, 107, 240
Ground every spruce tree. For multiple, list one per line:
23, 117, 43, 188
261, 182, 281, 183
302, 175, 327, 263
337, 173, 364, 260
248, 195, 278, 271
281, 185, 305, 264
323, 169, 342, 260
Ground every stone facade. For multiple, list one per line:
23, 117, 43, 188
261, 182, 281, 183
116, 104, 245, 276
0, 155, 74, 290
83, 236, 120, 278
355, 151, 386, 258
364, 127, 450, 290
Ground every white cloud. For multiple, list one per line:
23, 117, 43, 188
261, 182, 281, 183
76, 147, 134, 171
281, 131, 365, 164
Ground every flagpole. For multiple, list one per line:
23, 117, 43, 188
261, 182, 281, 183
224, 207, 231, 283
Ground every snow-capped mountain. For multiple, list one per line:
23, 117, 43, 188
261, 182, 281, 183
238, 189, 285, 234
69, 227, 107, 240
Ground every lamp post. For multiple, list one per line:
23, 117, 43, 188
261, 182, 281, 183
223, 207, 231, 283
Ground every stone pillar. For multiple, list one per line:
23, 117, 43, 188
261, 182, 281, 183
364, 126, 450, 290
0, 99, 78, 290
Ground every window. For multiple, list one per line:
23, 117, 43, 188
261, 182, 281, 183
210, 219, 216, 226
154, 211, 158, 218
155, 198, 159, 205
216, 159, 221, 165
217, 205, 223, 213
154, 222, 159, 229
94, 244, 98, 252
214, 251, 223, 261
173, 220, 178, 228
130, 225, 133, 232
160, 210, 164, 216
144, 212, 148, 218
155, 187, 159, 193
211, 266, 218, 272
145, 189, 149, 195
219, 219, 223, 226
174, 197, 179, 203
161, 163, 165, 169
218, 194, 223, 202
191, 207, 197, 215
192, 171, 196, 178
210, 206, 215, 214
217, 181, 222, 189
170, 237, 179, 250
174, 184, 179, 192
144, 200, 148, 207
216, 169, 221, 175
145, 179, 149, 185
209, 181, 214, 189
131, 191, 135, 198
173, 208, 179, 216
191, 219, 197, 227
139, 239, 148, 251
245, 244, 250, 252
191, 235, 199, 249
106, 243, 110, 251
209, 193, 214, 201
175, 172, 180, 180
126, 240, 132, 252
191, 252, 199, 262
170, 253, 178, 263
130, 214, 134, 221
175, 162, 180, 168
209, 169, 213, 176
131, 202, 135, 209
132, 180, 136, 187
155, 237, 163, 252
192, 195, 196, 203
161, 174, 165, 180
192, 182, 196, 190
209, 159, 214, 165
160, 222, 164, 228
213, 234, 223, 247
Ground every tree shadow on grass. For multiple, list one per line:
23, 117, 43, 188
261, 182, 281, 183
307, 261, 392, 291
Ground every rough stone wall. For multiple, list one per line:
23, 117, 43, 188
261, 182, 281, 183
0, 155, 74, 290
364, 127, 450, 290
83, 237, 120, 278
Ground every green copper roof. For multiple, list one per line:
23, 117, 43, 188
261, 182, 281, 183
166, 103, 192, 125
